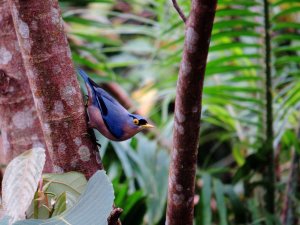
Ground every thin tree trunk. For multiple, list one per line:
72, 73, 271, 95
262, 0, 275, 214
8, 0, 102, 178
166, 0, 217, 224
0, 0, 53, 172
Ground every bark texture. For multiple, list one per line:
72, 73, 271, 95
166, 0, 217, 224
8, 0, 102, 178
0, 0, 52, 172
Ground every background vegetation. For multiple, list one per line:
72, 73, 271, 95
1, 0, 299, 224
60, 0, 300, 224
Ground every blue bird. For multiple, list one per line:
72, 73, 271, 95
78, 69, 154, 141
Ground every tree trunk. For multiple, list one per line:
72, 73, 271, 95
262, 0, 275, 214
8, 0, 102, 178
0, 0, 53, 172
166, 0, 217, 224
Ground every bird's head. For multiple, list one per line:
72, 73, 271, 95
128, 114, 154, 131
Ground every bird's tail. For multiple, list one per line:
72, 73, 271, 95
77, 67, 99, 88
77, 67, 90, 83
77, 68, 98, 104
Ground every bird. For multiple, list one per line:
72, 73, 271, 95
78, 68, 154, 141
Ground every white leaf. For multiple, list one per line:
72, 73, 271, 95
2, 148, 46, 224
13, 170, 114, 225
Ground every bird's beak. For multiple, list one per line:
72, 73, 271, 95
141, 123, 155, 128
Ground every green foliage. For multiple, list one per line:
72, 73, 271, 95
199, 173, 212, 225
27, 172, 87, 219
0, 171, 114, 225
59, 0, 300, 224
114, 182, 146, 224
109, 135, 169, 224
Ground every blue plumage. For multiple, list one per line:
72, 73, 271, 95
78, 68, 154, 141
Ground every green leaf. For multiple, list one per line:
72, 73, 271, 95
208, 54, 261, 67
273, 0, 300, 6
127, 136, 169, 224
274, 56, 300, 66
232, 144, 246, 166
210, 43, 261, 52
272, 7, 300, 20
52, 193, 67, 217
114, 183, 129, 207
212, 30, 261, 41
224, 185, 247, 223
213, 179, 228, 225
214, 19, 260, 30
272, 22, 300, 31
273, 34, 300, 42
218, 0, 261, 6
121, 191, 146, 225
204, 85, 262, 94
216, 9, 261, 17
200, 173, 212, 225
228, 75, 262, 82
14, 170, 114, 225
63, 16, 108, 27
112, 135, 169, 224
43, 172, 87, 198
71, 32, 121, 46
206, 65, 261, 76
111, 142, 135, 192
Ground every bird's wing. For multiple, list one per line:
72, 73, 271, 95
77, 68, 128, 139
95, 87, 123, 106
94, 88, 128, 139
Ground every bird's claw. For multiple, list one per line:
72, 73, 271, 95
84, 95, 89, 107
83, 129, 102, 148
95, 141, 102, 148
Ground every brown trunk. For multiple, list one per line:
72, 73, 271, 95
166, 0, 217, 224
8, 0, 102, 178
0, 0, 53, 172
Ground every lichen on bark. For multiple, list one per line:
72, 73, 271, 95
166, 0, 217, 224
8, 0, 102, 178
0, 0, 52, 172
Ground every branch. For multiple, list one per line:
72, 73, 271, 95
107, 207, 123, 225
166, 0, 217, 224
8, 0, 102, 178
172, 0, 187, 23
0, 0, 53, 172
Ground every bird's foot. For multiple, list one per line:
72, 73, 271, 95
84, 95, 89, 107
83, 129, 102, 148
94, 140, 102, 148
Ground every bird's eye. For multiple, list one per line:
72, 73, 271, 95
133, 118, 139, 125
